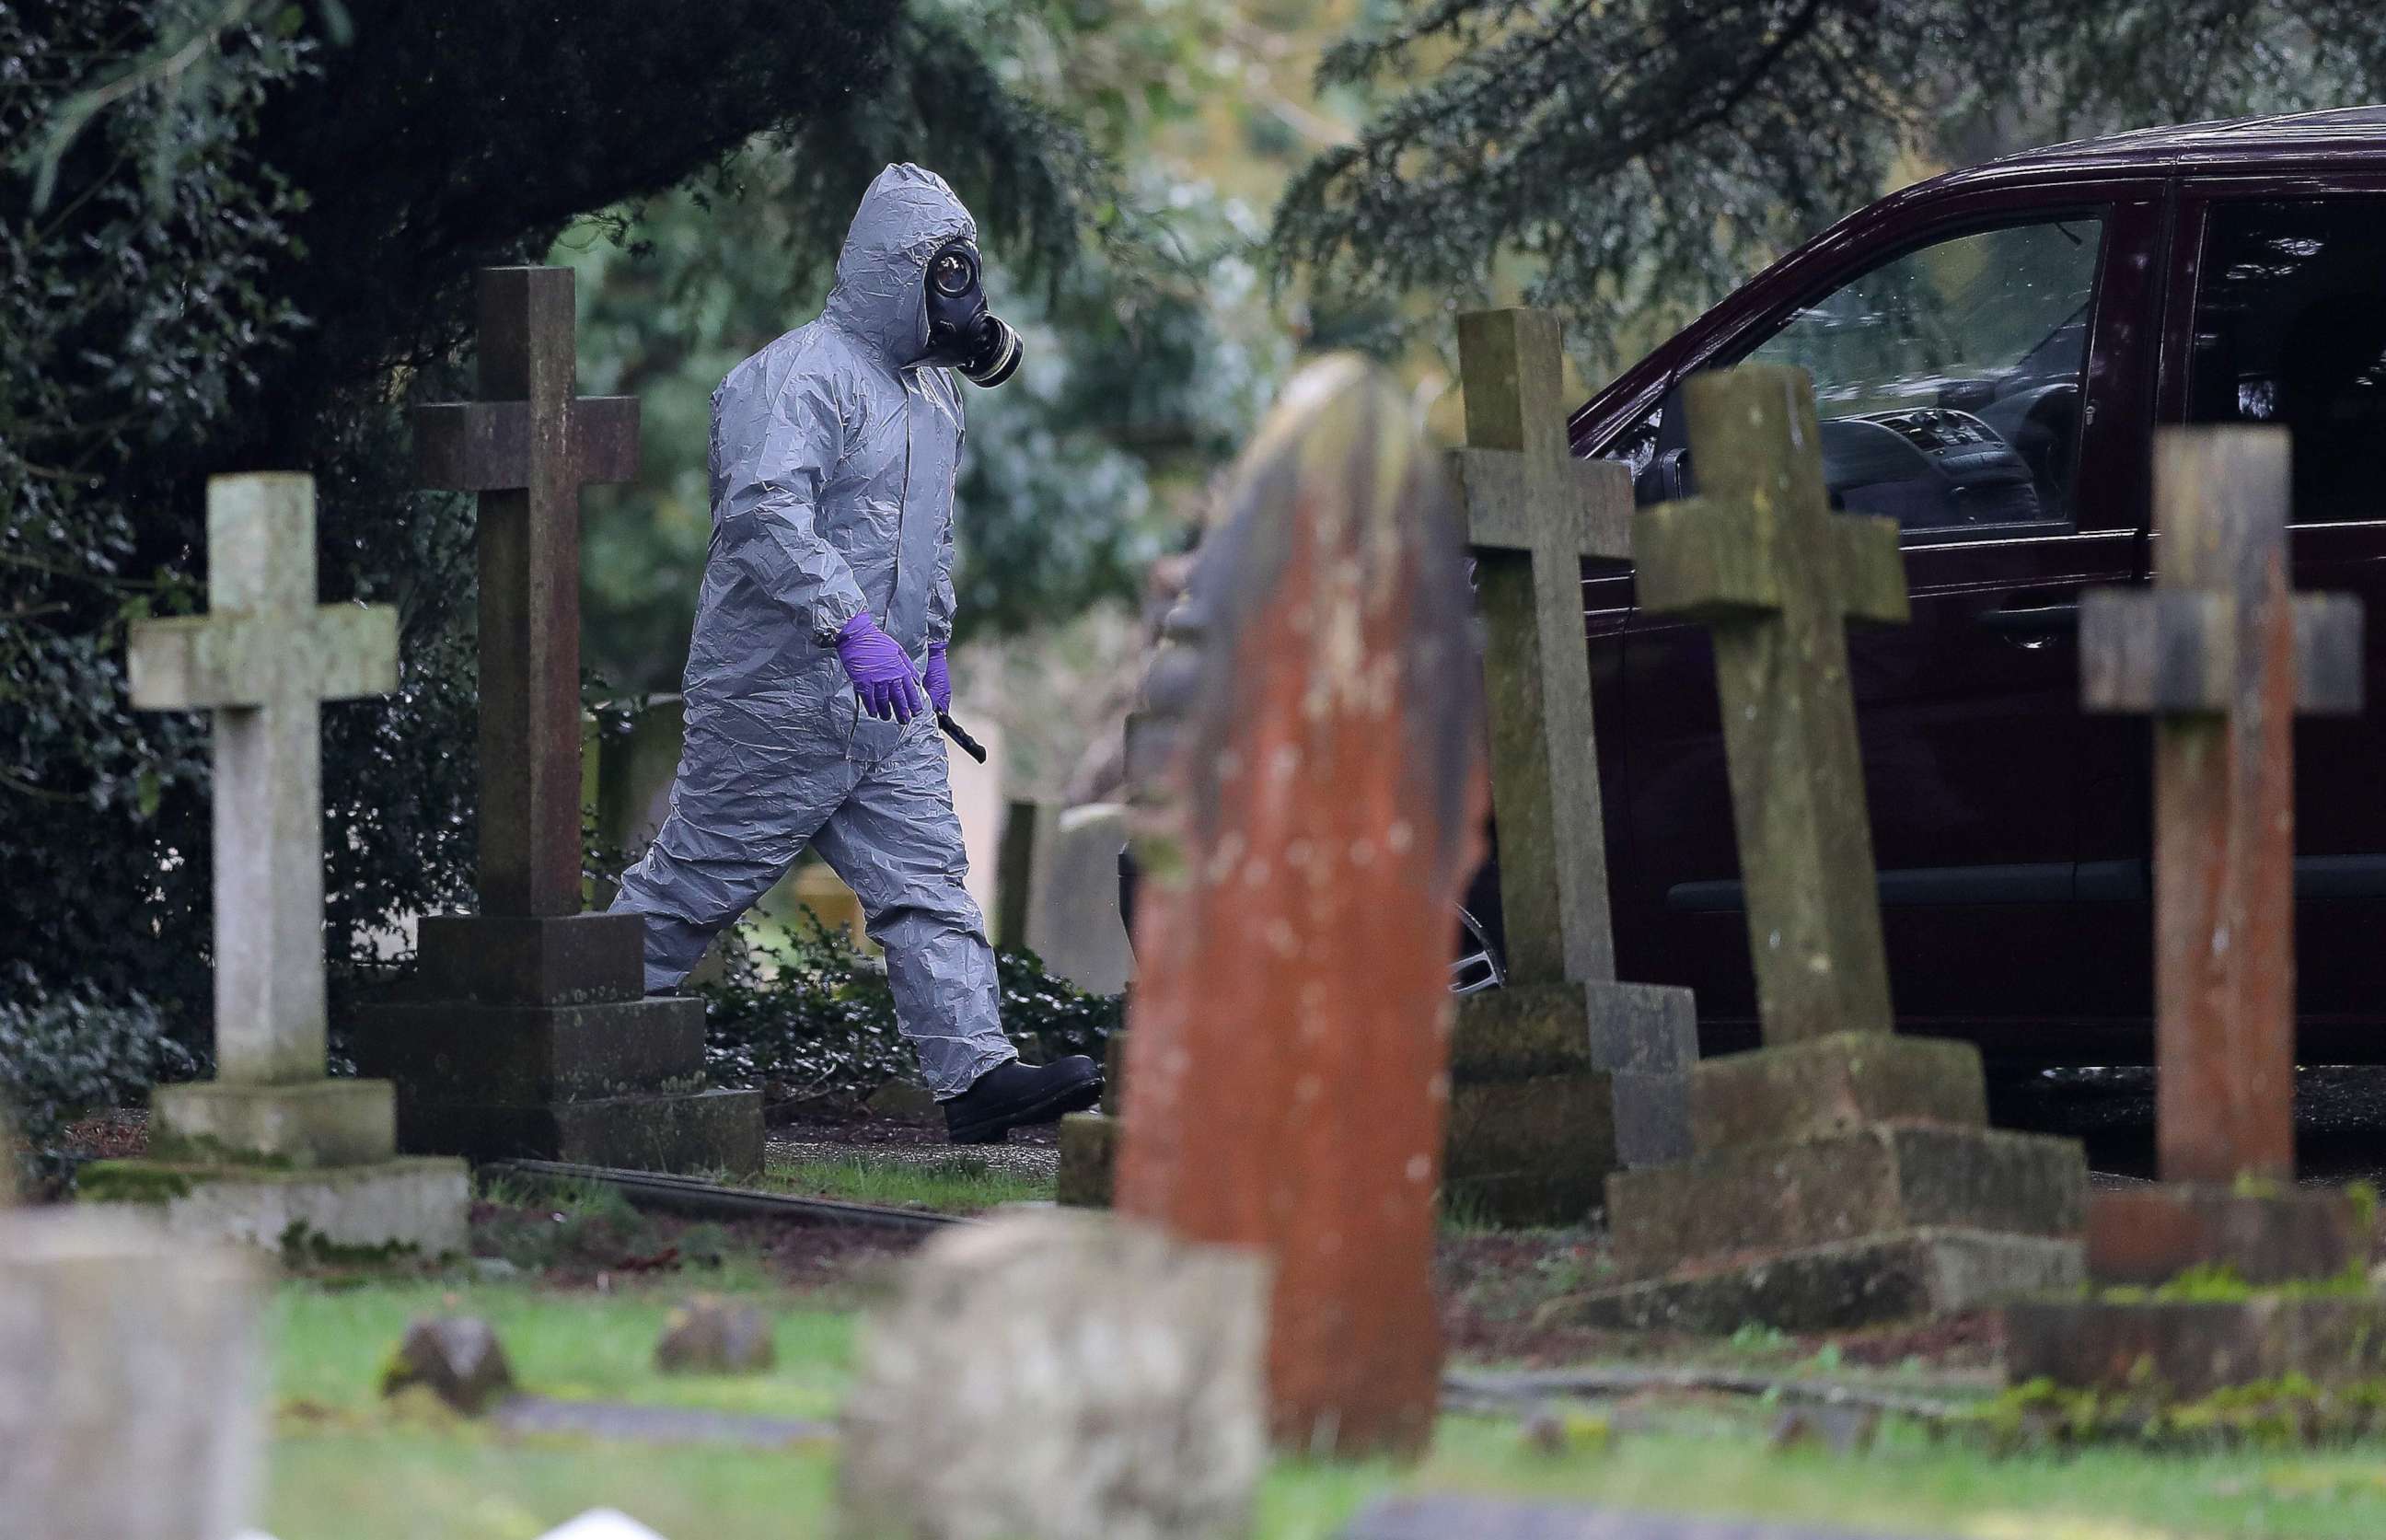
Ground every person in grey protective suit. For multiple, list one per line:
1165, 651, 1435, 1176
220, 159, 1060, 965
609, 164, 1100, 1144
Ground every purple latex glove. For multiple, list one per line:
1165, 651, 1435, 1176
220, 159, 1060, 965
834, 614, 925, 724
924, 643, 953, 715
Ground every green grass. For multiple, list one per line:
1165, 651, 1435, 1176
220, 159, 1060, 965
264, 1269, 2386, 1540
758, 1152, 1052, 1213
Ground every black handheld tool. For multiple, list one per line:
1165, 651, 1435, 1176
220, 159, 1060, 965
937, 712, 989, 764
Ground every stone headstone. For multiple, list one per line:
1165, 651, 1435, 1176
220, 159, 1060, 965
353, 267, 761, 1175
383, 1315, 516, 1414
87, 473, 467, 1255
2006, 427, 2373, 1394
653, 1295, 776, 1374
1115, 357, 1484, 1456
840, 1209, 1268, 1540
0, 1210, 263, 1539
1561, 367, 2086, 1332
998, 799, 1135, 993
1447, 312, 1699, 1202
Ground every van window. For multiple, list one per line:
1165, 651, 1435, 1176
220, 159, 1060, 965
1741, 219, 2102, 532
2188, 199, 2386, 522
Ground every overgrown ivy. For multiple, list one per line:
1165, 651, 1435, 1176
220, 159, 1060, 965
700, 911, 1121, 1110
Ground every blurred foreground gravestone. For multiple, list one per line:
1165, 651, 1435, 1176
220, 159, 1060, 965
353, 266, 760, 1175
1555, 367, 2086, 1332
82, 473, 468, 1254
1444, 308, 1698, 1215
0, 1210, 263, 1538
840, 1209, 1268, 1540
1114, 356, 1486, 1455
2006, 428, 2373, 1395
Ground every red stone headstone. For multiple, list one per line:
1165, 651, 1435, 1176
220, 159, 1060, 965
1114, 357, 1487, 1458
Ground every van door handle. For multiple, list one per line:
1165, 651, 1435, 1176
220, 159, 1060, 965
1977, 602, 2079, 638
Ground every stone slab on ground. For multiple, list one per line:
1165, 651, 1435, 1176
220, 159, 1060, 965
1549, 1227, 2084, 1335
2004, 1292, 2386, 1395
1054, 1111, 1115, 1207
80, 1155, 469, 1257
1340, 1496, 1951, 1539
396, 1086, 763, 1175
494, 1396, 832, 1448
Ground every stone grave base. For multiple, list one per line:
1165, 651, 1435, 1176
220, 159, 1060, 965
2086, 1182, 2359, 1286
1053, 1030, 1129, 1209
397, 1086, 764, 1175
1581, 1035, 2088, 1330
80, 1155, 469, 1259
1549, 1225, 2083, 1334
1605, 1121, 2086, 1278
151, 1077, 396, 1167
356, 915, 765, 1177
1444, 979, 1695, 1225
1056, 1111, 1117, 1208
2006, 1293, 2386, 1396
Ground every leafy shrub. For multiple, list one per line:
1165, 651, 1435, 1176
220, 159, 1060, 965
0, 967, 195, 1191
700, 911, 1122, 1107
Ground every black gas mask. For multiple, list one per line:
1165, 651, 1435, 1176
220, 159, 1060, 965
921, 237, 1022, 388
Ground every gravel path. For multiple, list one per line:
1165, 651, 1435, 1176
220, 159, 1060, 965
766, 1135, 1060, 1182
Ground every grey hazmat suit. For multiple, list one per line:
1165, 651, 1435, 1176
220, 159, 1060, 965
609, 164, 1014, 1098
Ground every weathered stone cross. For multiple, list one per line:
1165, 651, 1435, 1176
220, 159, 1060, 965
415, 266, 639, 918
1580, 368, 2086, 1334
130, 474, 398, 1084
1443, 309, 1698, 1192
1449, 308, 1636, 985
1633, 365, 1910, 1044
2079, 428, 2361, 1183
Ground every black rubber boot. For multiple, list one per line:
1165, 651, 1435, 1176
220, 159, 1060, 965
944, 1056, 1102, 1145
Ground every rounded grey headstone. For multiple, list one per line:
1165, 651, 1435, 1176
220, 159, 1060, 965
840, 1210, 1269, 1540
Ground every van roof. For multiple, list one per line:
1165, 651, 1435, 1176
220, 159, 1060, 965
1982, 105, 2386, 175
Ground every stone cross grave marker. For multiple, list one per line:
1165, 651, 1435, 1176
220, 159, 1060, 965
1627, 365, 1909, 1042
95, 474, 468, 1252
412, 264, 639, 918
2005, 429, 2369, 1394
1441, 307, 1697, 1215
130, 474, 397, 1088
1558, 367, 2087, 1332
353, 266, 761, 1175
2079, 428, 2362, 1186
1116, 355, 1486, 1457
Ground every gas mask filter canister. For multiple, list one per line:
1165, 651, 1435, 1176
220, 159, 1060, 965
922, 238, 1023, 388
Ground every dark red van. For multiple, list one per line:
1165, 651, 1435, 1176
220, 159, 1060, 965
1569, 106, 2386, 1066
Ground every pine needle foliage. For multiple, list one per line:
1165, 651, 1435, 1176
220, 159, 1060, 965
1275, 0, 2386, 366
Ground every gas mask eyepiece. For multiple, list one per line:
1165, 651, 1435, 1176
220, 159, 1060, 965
921, 237, 1023, 388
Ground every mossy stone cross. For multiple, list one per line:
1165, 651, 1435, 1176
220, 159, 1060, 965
1633, 365, 1909, 1046
129, 474, 398, 1082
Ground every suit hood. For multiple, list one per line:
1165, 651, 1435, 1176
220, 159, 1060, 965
823, 164, 978, 369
